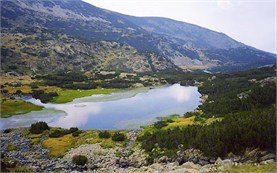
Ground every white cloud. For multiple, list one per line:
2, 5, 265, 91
217, 0, 232, 9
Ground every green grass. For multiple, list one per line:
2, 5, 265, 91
140, 114, 222, 135
51, 88, 119, 103
42, 129, 126, 157
0, 87, 119, 117
1, 99, 43, 118
7, 143, 17, 151
7, 165, 34, 172
223, 163, 276, 173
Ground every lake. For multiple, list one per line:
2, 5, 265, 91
0, 84, 201, 130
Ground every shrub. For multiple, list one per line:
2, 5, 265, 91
15, 90, 22, 95
112, 132, 126, 141
69, 127, 79, 133
14, 166, 33, 172
98, 130, 111, 139
30, 83, 39, 89
1, 90, 8, 94
49, 127, 79, 138
7, 144, 16, 151
72, 131, 82, 137
30, 122, 49, 134
49, 129, 67, 138
31, 90, 58, 103
139, 107, 276, 158
72, 155, 88, 166
153, 120, 168, 129
3, 129, 12, 134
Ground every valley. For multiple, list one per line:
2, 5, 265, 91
0, 0, 276, 172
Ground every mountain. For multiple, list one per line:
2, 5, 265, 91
1, 0, 276, 75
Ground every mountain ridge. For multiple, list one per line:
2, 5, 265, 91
1, 0, 276, 74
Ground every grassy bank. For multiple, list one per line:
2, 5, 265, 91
51, 88, 119, 103
1, 99, 43, 118
1, 84, 119, 116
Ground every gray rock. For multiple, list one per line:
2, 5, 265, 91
260, 153, 276, 162
215, 157, 223, 165
222, 159, 233, 167
198, 160, 209, 166
260, 159, 275, 165
158, 156, 169, 163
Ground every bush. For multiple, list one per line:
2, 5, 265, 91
1, 89, 8, 94
69, 127, 79, 133
15, 90, 22, 95
153, 121, 168, 129
72, 155, 88, 166
14, 166, 33, 172
49, 129, 67, 138
30, 83, 39, 89
98, 130, 111, 139
3, 129, 12, 134
72, 131, 82, 137
30, 122, 49, 134
49, 127, 80, 138
139, 107, 276, 158
31, 90, 58, 103
112, 132, 126, 141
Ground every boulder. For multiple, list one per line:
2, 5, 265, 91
222, 159, 233, 167
177, 157, 186, 165
198, 159, 209, 166
243, 148, 261, 162
158, 156, 169, 163
260, 159, 275, 165
209, 158, 216, 164
259, 153, 276, 162
215, 157, 223, 165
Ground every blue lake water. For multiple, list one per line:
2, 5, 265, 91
0, 84, 201, 130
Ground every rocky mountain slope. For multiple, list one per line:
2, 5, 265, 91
1, 0, 276, 74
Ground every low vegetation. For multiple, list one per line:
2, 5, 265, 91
42, 134, 74, 157
51, 88, 118, 103
0, 99, 43, 118
111, 132, 126, 142
38, 124, 126, 157
138, 66, 276, 160
31, 90, 58, 103
72, 155, 88, 166
98, 130, 111, 139
48, 127, 79, 138
6, 143, 16, 151
224, 162, 276, 173
3, 129, 12, 134
72, 130, 82, 137
29, 122, 49, 134
1, 153, 34, 172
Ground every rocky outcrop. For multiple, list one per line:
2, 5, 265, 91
1, 128, 276, 172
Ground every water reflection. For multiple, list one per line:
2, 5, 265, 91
0, 84, 201, 130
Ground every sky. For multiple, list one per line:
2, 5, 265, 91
83, 0, 276, 54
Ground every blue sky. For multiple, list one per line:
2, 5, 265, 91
83, 0, 276, 53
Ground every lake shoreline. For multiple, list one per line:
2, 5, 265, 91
1, 84, 201, 130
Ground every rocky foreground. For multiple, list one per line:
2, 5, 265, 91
1, 128, 276, 172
